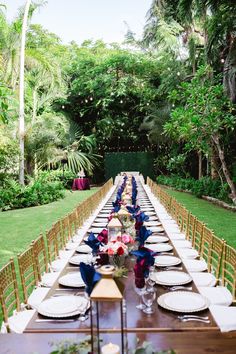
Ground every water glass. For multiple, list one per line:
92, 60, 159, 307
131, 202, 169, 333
142, 287, 156, 314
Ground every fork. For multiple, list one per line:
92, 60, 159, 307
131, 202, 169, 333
178, 317, 210, 323
178, 315, 209, 320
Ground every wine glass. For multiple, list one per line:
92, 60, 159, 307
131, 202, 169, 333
142, 287, 156, 314
133, 279, 146, 310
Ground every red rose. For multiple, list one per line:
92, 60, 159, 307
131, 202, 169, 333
117, 246, 124, 256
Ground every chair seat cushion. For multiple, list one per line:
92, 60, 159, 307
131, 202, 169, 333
51, 258, 67, 272
210, 305, 236, 332
198, 286, 233, 306
178, 248, 199, 259
172, 240, 192, 249
1, 309, 36, 333
41, 271, 60, 287
28, 287, 50, 309
190, 272, 217, 287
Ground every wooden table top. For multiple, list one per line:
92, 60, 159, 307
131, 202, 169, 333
24, 183, 218, 334
1, 332, 236, 354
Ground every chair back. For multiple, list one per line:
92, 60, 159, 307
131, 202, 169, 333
209, 235, 224, 279
193, 219, 204, 253
32, 234, 48, 282
222, 243, 236, 300
17, 247, 38, 305
46, 226, 58, 264
201, 226, 213, 264
0, 259, 20, 331
186, 213, 195, 243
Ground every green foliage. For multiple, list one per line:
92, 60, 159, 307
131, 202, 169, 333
0, 176, 65, 211
38, 169, 76, 189
157, 175, 230, 202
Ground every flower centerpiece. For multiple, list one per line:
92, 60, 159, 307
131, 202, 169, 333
101, 240, 128, 269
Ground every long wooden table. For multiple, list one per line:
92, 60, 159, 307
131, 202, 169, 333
24, 180, 218, 334
1, 332, 236, 354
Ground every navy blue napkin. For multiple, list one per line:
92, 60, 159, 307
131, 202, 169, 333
80, 262, 102, 296
84, 232, 101, 254
136, 226, 152, 246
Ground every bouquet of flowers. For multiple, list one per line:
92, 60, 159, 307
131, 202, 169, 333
101, 241, 128, 269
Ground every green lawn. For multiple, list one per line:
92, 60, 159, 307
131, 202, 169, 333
165, 188, 236, 249
0, 188, 98, 269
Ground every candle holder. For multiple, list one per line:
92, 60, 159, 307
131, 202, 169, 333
107, 217, 122, 241
90, 265, 127, 354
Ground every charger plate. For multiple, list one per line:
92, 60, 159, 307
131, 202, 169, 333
152, 271, 192, 286
154, 255, 182, 267
94, 218, 108, 223
145, 243, 173, 252
88, 227, 106, 234
76, 245, 92, 254
91, 222, 107, 227
145, 211, 157, 216
58, 272, 85, 288
149, 226, 165, 233
157, 291, 209, 313
97, 213, 110, 218
144, 221, 162, 227
148, 216, 159, 221
69, 254, 93, 266
146, 235, 169, 243
37, 296, 89, 318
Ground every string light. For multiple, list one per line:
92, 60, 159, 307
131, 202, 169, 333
220, 58, 225, 63
120, 100, 123, 104
90, 97, 93, 101
85, 99, 88, 103
177, 72, 180, 76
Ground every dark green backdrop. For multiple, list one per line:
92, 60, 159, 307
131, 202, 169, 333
105, 152, 154, 181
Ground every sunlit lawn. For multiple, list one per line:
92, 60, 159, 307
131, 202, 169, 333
166, 189, 236, 249
0, 188, 98, 269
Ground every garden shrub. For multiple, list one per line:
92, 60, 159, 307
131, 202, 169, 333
0, 176, 65, 211
38, 169, 76, 189
157, 175, 230, 203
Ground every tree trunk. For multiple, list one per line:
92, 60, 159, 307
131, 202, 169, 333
198, 151, 202, 179
212, 134, 236, 204
210, 144, 218, 180
19, 0, 31, 186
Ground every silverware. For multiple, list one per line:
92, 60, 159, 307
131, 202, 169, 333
159, 252, 174, 255
163, 266, 183, 271
178, 315, 209, 320
179, 318, 210, 323
35, 319, 77, 323
170, 286, 192, 291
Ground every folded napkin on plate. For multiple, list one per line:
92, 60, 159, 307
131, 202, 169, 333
210, 305, 236, 332
132, 246, 155, 286
84, 232, 101, 254
80, 262, 102, 296
126, 205, 140, 217
97, 229, 108, 245
112, 200, 121, 213
136, 226, 152, 246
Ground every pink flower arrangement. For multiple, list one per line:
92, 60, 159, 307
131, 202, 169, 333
101, 241, 128, 256
121, 233, 135, 244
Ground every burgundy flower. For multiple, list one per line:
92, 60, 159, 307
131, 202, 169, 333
117, 246, 125, 256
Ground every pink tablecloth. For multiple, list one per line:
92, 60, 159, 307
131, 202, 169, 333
72, 178, 90, 190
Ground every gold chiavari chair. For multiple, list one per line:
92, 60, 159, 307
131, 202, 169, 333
46, 226, 67, 272
0, 259, 35, 333
186, 213, 196, 243
32, 234, 59, 287
169, 198, 178, 220
222, 243, 236, 303
61, 215, 71, 244
200, 226, 214, 264
17, 247, 49, 309
192, 219, 204, 253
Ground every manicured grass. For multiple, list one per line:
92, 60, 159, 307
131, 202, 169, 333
0, 188, 98, 269
165, 188, 236, 249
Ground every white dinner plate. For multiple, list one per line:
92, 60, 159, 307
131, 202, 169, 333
145, 211, 157, 216
149, 226, 165, 233
157, 291, 209, 313
88, 227, 106, 234
58, 272, 85, 288
37, 296, 89, 318
146, 236, 169, 243
94, 218, 108, 223
154, 256, 182, 267
69, 254, 93, 265
144, 221, 162, 227
152, 271, 192, 286
76, 245, 92, 254
148, 216, 159, 221
183, 259, 208, 272
145, 243, 173, 252
97, 213, 110, 218
91, 222, 107, 227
